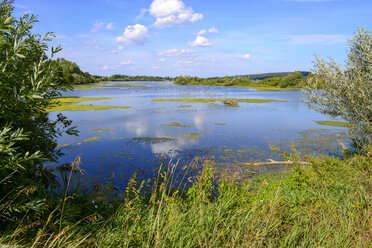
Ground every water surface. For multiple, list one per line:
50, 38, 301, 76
50, 81, 347, 187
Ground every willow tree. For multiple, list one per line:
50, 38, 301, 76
0, 0, 76, 223
302, 27, 372, 149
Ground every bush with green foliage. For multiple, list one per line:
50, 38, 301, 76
56, 58, 97, 85
0, 0, 76, 226
303, 27, 372, 148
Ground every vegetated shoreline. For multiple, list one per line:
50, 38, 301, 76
3, 147, 370, 247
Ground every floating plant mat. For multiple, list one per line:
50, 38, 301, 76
184, 133, 203, 139
161, 122, 192, 128
113, 84, 148, 87
47, 104, 131, 112
53, 97, 116, 103
152, 98, 287, 104
270, 128, 348, 156
131, 137, 174, 144
314, 120, 351, 128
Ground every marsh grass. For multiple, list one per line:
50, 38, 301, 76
1, 148, 371, 247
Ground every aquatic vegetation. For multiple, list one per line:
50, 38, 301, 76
152, 98, 287, 104
93, 128, 113, 132
84, 137, 100, 142
47, 104, 131, 112
314, 120, 351, 128
215, 123, 227, 126
184, 133, 203, 139
221, 98, 239, 107
53, 97, 116, 103
161, 121, 192, 128
177, 105, 192, 108
57, 144, 71, 148
114, 84, 148, 87
132, 137, 174, 143
73, 84, 108, 90
77, 136, 101, 145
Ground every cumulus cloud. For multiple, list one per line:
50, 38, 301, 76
188, 36, 211, 47
120, 60, 134, 65
101, 65, 109, 70
196, 27, 219, 35
157, 49, 197, 57
116, 24, 149, 48
149, 0, 203, 28
158, 58, 166, 62
91, 22, 104, 32
233, 54, 252, 59
106, 23, 115, 30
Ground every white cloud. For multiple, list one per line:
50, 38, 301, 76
149, 0, 203, 28
287, 34, 349, 45
158, 49, 197, 57
120, 60, 134, 65
152, 66, 160, 69
195, 27, 219, 36
188, 36, 211, 47
101, 65, 109, 70
233, 54, 252, 59
91, 22, 104, 33
116, 24, 149, 48
158, 58, 166, 62
106, 23, 115, 30
197, 29, 207, 35
208, 27, 219, 34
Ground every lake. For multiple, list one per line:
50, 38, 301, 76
49, 81, 347, 188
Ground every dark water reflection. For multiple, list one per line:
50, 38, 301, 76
49, 81, 347, 188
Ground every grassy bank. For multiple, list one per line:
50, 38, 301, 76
1, 148, 371, 247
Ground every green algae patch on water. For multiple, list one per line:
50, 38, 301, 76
57, 144, 71, 148
161, 122, 192, 128
152, 98, 287, 104
47, 104, 131, 112
215, 123, 227, 126
53, 97, 116, 103
73, 84, 108, 90
314, 120, 351, 128
132, 137, 174, 144
93, 128, 113, 132
114, 84, 148, 87
184, 133, 202, 139
77, 136, 101, 145
177, 105, 192, 108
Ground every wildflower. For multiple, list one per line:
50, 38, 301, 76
92, 200, 95, 204
94, 205, 98, 209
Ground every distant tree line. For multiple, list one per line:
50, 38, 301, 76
108, 74, 173, 82
174, 71, 308, 88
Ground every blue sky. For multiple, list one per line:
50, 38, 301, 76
14, 0, 372, 77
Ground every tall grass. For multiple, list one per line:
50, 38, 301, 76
1, 148, 371, 247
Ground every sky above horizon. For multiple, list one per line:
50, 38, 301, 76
13, 0, 372, 77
